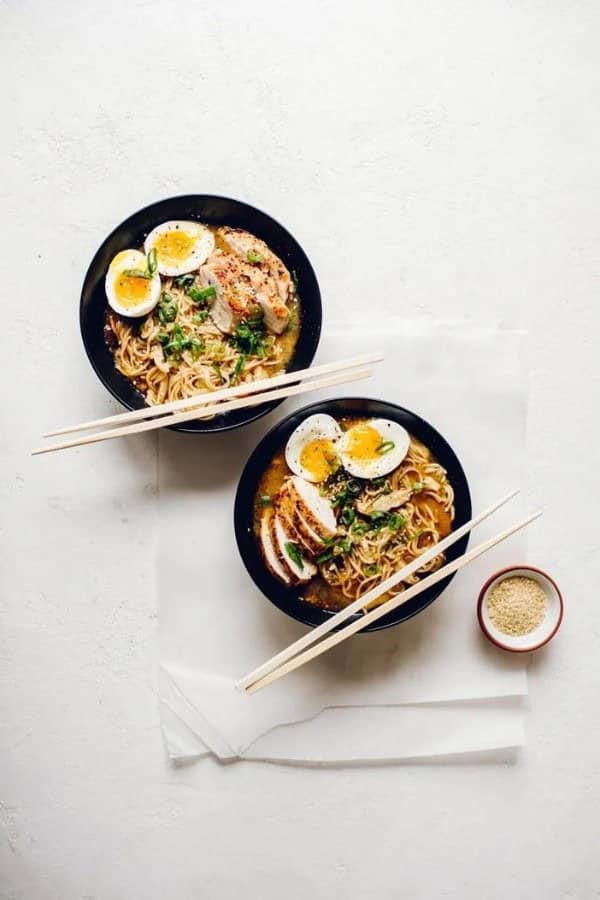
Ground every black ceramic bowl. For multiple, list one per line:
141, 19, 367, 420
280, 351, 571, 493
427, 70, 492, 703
80, 195, 322, 433
234, 398, 472, 632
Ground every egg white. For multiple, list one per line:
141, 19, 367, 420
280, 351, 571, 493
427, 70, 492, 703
285, 414, 343, 483
105, 249, 161, 318
339, 418, 410, 479
144, 220, 215, 277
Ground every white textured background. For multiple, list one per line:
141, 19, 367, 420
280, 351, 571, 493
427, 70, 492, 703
2, 1, 599, 898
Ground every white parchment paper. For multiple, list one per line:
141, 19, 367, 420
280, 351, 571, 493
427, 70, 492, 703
157, 322, 529, 762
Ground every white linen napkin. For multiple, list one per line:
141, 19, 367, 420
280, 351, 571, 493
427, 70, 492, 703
160, 687, 525, 764
157, 322, 528, 762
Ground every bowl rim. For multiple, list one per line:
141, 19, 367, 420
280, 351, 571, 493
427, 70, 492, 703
79, 193, 322, 433
234, 395, 473, 632
477, 564, 564, 652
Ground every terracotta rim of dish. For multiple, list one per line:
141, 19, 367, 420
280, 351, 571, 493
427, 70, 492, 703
477, 564, 564, 652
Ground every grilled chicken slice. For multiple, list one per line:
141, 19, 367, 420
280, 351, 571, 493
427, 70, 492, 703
255, 289, 290, 335
275, 506, 320, 562
197, 250, 259, 334
284, 476, 337, 541
218, 227, 292, 302
218, 227, 291, 334
259, 509, 291, 585
272, 514, 316, 584
277, 484, 326, 557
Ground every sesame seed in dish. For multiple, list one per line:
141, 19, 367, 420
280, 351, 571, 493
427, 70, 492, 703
486, 575, 546, 636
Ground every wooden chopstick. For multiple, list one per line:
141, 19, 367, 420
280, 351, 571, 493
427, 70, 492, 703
32, 366, 374, 456
243, 509, 542, 695
44, 352, 385, 437
237, 489, 520, 690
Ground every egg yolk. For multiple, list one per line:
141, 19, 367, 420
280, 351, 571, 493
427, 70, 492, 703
344, 423, 383, 462
114, 272, 151, 307
300, 438, 339, 481
154, 230, 195, 264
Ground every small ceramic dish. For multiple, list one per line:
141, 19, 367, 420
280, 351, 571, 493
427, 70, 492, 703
477, 565, 563, 652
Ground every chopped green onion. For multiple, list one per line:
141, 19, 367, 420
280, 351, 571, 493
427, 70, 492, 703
341, 506, 355, 526
285, 542, 303, 568
368, 512, 406, 532
230, 315, 267, 357
157, 292, 178, 325
364, 564, 380, 577
246, 250, 265, 265
387, 513, 406, 531
351, 521, 369, 536
332, 478, 363, 508
157, 324, 203, 360
193, 310, 210, 323
315, 548, 334, 565
376, 440, 395, 455
122, 268, 152, 279
146, 247, 158, 276
411, 481, 424, 491
173, 274, 195, 290
188, 285, 217, 305
231, 353, 246, 385
315, 538, 352, 565
212, 363, 224, 384
259, 495, 272, 507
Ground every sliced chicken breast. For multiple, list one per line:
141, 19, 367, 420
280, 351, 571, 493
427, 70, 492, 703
272, 514, 317, 584
217, 227, 292, 333
218, 227, 292, 300
276, 504, 312, 558
255, 290, 290, 335
277, 483, 327, 556
259, 510, 291, 585
286, 476, 337, 540
267, 511, 302, 584
198, 246, 290, 335
197, 250, 258, 334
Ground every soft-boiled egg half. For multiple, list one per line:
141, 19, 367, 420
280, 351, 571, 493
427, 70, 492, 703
339, 418, 410, 479
144, 220, 215, 277
105, 249, 161, 318
285, 414, 343, 483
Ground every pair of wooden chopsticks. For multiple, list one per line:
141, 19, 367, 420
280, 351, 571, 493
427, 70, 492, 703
238, 491, 542, 694
32, 352, 384, 455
